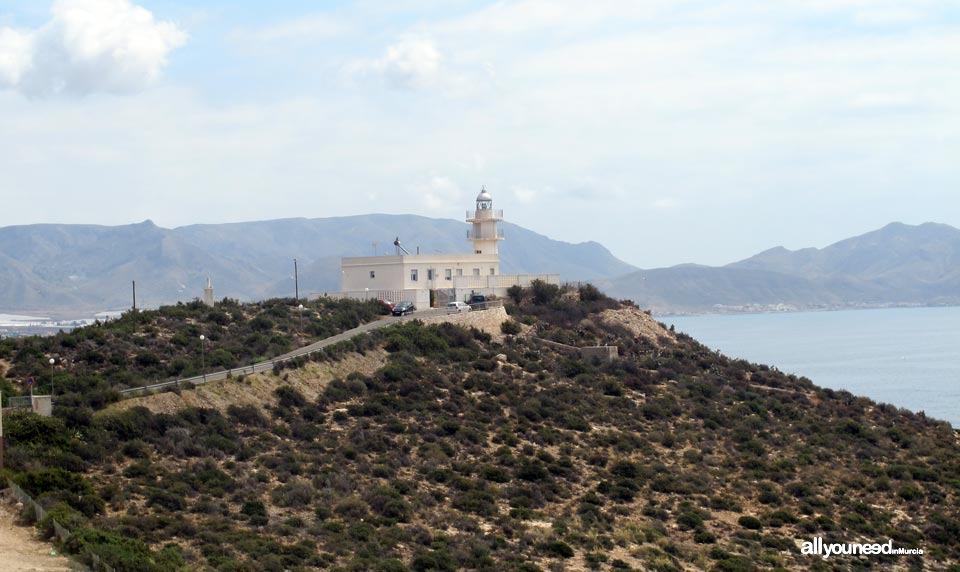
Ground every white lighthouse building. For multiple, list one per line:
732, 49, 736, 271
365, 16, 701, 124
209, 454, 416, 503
467, 186, 504, 255
335, 188, 558, 307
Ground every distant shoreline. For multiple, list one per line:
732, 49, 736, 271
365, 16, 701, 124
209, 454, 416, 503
654, 302, 960, 318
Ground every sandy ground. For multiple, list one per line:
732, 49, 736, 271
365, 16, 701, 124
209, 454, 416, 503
0, 494, 73, 571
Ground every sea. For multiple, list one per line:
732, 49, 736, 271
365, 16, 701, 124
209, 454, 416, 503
667, 307, 960, 428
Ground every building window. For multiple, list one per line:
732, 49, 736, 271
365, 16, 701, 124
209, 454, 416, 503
445, 269, 452, 280
489, 267, 495, 275
456, 269, 463, 277
427, 269, 434, 281
473, 268, 480, 276
369, 271, 375, 279
411, 269, 418, 282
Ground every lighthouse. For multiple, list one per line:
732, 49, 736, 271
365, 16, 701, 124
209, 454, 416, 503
466, 186, 504, 255
337, 185, 557, 307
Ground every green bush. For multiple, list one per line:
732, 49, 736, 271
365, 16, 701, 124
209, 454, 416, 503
542, 540, 575, 558
501, 320, 522, 335
737, 516, 763, 530
38, 502, 86, 539
14, 468, 103, 517
677, 511, 704, 531
65, 529, 176, 572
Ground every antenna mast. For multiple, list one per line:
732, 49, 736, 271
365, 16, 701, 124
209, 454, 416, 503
393, 237, 411, 255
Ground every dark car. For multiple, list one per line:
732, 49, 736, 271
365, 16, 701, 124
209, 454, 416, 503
392, 301, 416, 316
469, 294, 487, 304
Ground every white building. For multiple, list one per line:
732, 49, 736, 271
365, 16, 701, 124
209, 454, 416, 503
202, 277, 215, 306
331, 188, 558, 306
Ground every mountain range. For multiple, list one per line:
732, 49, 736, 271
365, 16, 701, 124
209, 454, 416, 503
601, 222, 960, 313
0, 215, 635, 314
2, 218, 957, 316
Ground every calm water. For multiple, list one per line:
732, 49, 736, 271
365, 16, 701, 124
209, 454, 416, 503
668, 307, 960, 428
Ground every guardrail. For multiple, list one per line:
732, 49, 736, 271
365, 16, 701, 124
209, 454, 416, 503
117, 302, 504, 397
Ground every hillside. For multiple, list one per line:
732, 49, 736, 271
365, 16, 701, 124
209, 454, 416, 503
1, 289, 958, 571
0, 297, 386, 401
0, 216, 635, 314
601, 222, 960, 314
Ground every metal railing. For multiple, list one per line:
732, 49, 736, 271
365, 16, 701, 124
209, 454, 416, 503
465, 209, 503, 220
467, 300, 505, 311
466, 228, 505, 239
7, 396, 33, 409
452, 274, 560, 289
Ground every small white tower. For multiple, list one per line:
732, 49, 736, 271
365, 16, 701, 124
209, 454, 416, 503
203, 276, 215, 306
466, 186, 504, 255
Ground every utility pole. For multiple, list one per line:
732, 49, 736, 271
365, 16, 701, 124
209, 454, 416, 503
294, 259, 300, 301
132, 280, 137, 312
1, 390, 5, 470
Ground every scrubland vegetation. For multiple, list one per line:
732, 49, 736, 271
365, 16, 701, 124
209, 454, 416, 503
0, 297, 386, 406
1, 289, 958, 571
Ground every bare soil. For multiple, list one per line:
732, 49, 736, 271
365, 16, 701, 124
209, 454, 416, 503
0, 493, 73, 572
598, 306, 676, 346
110, 350, 388, 415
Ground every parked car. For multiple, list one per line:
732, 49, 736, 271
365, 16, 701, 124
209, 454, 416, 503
446, 301, 471, 313
392, 301, 416, 316
468, 294, 487, 307
378, 299, 396, 310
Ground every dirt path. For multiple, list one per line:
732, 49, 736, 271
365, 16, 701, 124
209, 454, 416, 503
0, 495, 73, 572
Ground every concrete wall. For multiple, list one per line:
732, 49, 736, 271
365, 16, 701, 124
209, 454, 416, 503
581, 345, 619, 362
316, 288, 430, 307
341, 257, 408, 292
32, 395, 53, 417
341, 253, 499, 291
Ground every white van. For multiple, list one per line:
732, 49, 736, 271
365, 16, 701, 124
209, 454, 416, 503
446, 301, 472, 313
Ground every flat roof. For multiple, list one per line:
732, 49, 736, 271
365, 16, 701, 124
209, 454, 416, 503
342, 253, 498, 265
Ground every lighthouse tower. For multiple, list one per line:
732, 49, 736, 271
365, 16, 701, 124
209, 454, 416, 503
466, 186, 504, 255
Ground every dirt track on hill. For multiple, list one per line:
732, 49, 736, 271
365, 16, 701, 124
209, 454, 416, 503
0, 495, 73, 571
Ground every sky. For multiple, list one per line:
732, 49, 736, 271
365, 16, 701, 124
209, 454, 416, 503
0, 0, 958, 268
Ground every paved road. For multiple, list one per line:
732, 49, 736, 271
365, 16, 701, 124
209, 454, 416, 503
119, 308, 452, 395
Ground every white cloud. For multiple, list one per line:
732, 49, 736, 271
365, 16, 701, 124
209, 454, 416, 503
0, 28, 32, 86
232, 14, 347, 43
349, 36, 441, 90
0, 0, 186, 97
511, 186, 539, 205
2, 0, 959, 268
415, 175, 460, 213
652, 198, 682, 209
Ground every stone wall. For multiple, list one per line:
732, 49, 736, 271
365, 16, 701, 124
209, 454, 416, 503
581, 345, 619, 362
417, 305, 509, 338
532, 337, 619, 363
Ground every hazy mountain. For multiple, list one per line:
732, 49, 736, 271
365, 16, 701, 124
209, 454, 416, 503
0, 215, 635, 313
601, 222, 960, 314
